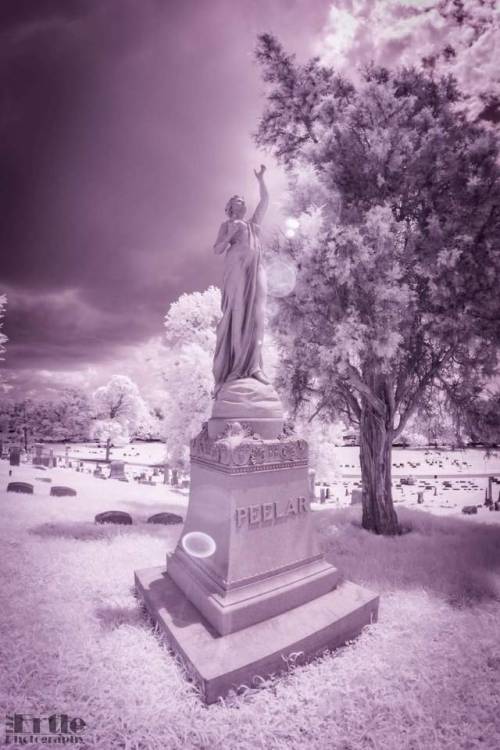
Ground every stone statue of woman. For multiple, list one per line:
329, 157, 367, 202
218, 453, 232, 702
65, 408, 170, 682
212, 165, 270, 395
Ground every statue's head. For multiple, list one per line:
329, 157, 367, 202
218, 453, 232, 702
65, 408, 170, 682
225, 195, 246, 219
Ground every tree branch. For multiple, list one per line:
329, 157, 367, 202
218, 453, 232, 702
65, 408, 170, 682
393, 348, 453, 438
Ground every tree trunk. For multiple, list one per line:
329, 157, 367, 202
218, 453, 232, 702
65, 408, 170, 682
105, 437, 111, 463
359, 403, 400, 535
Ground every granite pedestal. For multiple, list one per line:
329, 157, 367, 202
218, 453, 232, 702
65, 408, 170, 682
135, 565, 379, 704
135, 415, 379, 702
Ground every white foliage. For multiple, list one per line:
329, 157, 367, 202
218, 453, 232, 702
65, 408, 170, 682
161, 343, 214, 467
164, 286, 221, 349
92, 375, 149, 437
296, 418, 345, 480
90, 419, 129, 447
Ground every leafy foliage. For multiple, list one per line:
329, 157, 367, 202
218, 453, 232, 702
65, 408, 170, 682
92, 375, 149, 443
0, 389, 93, 443
255, 34, 500, 530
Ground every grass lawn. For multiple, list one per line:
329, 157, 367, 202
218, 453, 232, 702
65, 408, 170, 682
1, 460, 499, 749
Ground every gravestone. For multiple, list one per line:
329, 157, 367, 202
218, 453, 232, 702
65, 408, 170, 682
95, 511, 133, 525
50, 486, 77, 497
33, 444, 44, 464
109, 461, 127, 482
351, 489, 363, 505
7, 481, 33, 494
33, 444, 51, 467
9, 446, 21, 467
147, 512, 183, 525
136, 381, 378, 704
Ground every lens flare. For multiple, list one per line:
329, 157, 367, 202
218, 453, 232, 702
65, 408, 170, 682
285, 228, 296, 239
266, 258, 297, 298
285, 217, 300, 230
181, 531, 216, 558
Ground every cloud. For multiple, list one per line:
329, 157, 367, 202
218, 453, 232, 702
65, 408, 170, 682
316, 1, 500, 120
1, 0, 332, 394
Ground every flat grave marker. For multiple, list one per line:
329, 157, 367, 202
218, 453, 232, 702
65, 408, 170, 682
7, 481, 33, 494
50, 486, 77, 497
95, 511, 133, 525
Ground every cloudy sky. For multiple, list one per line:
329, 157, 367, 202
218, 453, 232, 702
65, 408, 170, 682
2, 0, 496, 398
1, 0, 331, 396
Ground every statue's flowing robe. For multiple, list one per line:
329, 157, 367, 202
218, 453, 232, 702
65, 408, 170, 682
213, 220, 266, 393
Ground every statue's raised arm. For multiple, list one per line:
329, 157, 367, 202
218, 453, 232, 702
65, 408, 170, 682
251, 164, 268, 226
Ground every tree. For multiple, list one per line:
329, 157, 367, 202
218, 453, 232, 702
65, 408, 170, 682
90, 419, 129, 459
164, 286, 222, 350
27, 389, 93, 442
255, 34, 500, 534
161, 288, 221, 467
92, 375, 149, 460
161, 342, 215, 468
318, 0, 500, 123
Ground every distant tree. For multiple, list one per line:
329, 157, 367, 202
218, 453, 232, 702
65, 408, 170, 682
92, 375, 149, 460
0, 398, 31, 446
161, 343, 214, 468
162, 288, 221, 467
296, 417, 344, 482
164, 286, 222, 350
255, 34, 500, 534
90, 419, 129, 460
27, 389, 93, 442
133, 405, 164, 441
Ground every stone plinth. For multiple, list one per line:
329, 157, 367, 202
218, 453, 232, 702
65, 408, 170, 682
210, 378, 284, 439
135, 565, 379, 705
165, 425, 339, 636
135, 398, 380, 704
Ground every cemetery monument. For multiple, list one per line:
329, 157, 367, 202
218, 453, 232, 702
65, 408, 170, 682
135, 166, 379, 703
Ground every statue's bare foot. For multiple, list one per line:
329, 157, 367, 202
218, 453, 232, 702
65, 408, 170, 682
252, 369, 270, 385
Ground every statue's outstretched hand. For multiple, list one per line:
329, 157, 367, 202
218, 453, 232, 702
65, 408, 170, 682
254, 164, 266, 180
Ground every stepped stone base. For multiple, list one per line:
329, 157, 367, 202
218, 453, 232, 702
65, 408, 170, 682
135, 565, 379, 704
